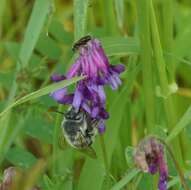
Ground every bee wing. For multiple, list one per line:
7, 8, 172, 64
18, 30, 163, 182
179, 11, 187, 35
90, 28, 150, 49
78, 147, 97, 159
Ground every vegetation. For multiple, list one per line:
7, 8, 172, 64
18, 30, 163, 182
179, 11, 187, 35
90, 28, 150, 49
1, 0, 191, 189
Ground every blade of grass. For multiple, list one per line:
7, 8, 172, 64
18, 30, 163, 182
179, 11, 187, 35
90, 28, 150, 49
101, 37, 140, 56
110, 169, 140, 190
19, 0, 52, 67
114, 0, 124, 31
166, 105, 191, 142
0, 0, 53, 164
167, 171, 191, 189
100, 0, 117, 35
0, 76, 84, 118
161, 0, 175, 83
73, 0, 89, 40
149, 0, 183, 166
136, 0, 155, 133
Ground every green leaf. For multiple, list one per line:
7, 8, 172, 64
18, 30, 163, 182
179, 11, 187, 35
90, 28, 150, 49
110, 169, 140, 190
49, 19, 73, 44
105, 86, 130, 165
101, 37, 140, 56
167, 171, 191, 189
125, 146, 135, 167
4, 42, 20, 61
19, 0, 52, 66
5, 147, 37, 169
36, 34, 62, 60
114, 0, 124, 30
166, 106, 191, 142
73, 0, 89, 40
0, 76, 84, 118
24, 117, 53, 144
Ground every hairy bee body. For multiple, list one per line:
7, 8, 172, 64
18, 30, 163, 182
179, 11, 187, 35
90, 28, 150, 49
62, 107, 97, 149
72, 35, 92, 52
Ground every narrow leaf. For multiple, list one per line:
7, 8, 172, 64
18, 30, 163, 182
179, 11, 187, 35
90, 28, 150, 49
111, 169, 140, 190
19, 0, 52, 66
0, 76, 84, 118
73, 0, 89, 40
167, 106, 191, 142
101, 37, 140, 56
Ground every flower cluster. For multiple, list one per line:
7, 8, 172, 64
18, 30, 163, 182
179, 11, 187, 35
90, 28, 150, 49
134, 137, 168, 190
50, 36, 125, 133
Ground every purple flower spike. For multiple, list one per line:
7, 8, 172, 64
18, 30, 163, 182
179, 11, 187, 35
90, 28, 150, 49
134, 137, 168, 190
50, 36, 125, 133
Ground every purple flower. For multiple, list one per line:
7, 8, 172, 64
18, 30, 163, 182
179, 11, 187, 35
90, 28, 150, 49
50, 36, 125, 133
134, 137, 168, 190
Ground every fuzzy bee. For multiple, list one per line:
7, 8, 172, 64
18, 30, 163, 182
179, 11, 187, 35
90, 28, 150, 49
58, 107, 98, 158
72, 35, 92, 52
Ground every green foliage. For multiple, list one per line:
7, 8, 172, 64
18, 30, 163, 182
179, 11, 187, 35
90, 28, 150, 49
5, 147, 37, 169
1, 0, 191, 190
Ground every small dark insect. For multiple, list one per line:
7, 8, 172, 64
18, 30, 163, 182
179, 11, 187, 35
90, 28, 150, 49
61, 107, 98, 149
72, 35, 92, 52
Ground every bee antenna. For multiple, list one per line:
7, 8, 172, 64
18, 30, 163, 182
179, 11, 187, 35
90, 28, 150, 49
48, 107, 65, 115
54, 110, 65, 115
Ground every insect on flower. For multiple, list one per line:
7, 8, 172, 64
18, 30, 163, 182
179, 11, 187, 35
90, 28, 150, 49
62, 107, 98, 149
52, 107, 98, 158
72, 35, 92, 52
50, 35, 125, 151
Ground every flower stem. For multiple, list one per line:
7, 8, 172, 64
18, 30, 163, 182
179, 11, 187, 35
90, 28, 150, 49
136, 0, 155, 133
99, 135, 110, 177
99, 134, 110, 189
149, 0, 183, 167
161, 0, 175, 83
52, 105, 64, 177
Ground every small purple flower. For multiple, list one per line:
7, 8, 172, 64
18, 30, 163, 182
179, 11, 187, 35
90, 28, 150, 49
50, 36, 125, 133
134, 137, 168, 190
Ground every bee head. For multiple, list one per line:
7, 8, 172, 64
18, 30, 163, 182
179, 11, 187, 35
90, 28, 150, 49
64, 107, 84, 122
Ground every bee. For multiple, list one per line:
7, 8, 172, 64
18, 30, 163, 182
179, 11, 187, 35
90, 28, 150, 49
72, 35, 92, 52
60, 107, 98, 158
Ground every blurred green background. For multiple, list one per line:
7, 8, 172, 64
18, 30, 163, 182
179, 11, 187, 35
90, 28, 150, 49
1, 0, 191, 189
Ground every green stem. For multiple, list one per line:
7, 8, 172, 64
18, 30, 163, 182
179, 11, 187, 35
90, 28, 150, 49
161, 0, 175, 83
100, 0, 117, 35
136, 0, 155, 133
52, 105, 64, 177
149, 0, 183, 166
99, 135, 109, 175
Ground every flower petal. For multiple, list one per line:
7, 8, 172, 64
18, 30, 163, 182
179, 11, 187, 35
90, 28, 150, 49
81, 102, 91, 114
158, 175, 167, 190
99, 108, 109, 119
57, 94, 74, 104
91, 107, 99, 118
98, 122, 106, 134
50, 88, 67, 102
66, 59, 81, 78
107, 75, 119, 90
72, 85, 83, 110
111, 64, 125, 74
51, 74, 66, 82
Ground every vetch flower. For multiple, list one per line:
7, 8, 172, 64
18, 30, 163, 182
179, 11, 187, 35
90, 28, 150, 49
50, 36, 125, 133
134, 137, 168, 190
